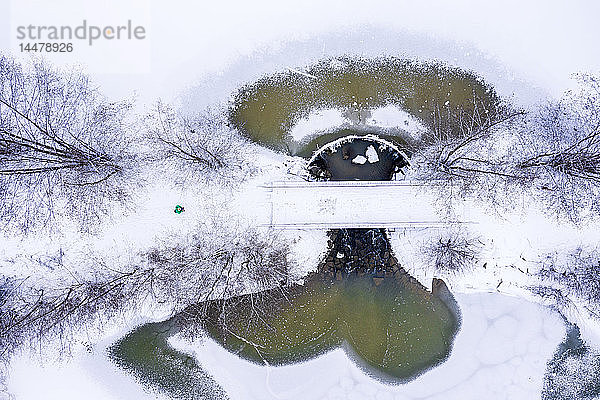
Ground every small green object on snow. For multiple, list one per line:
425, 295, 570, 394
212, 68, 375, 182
174, 205, 185, 214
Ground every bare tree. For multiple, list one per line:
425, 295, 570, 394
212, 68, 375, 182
0, 222, 293, 366
412, 75, 600, 222
0, 267, 151, 366
0, 54, 136, 232
412, 94, 525, 209
535, 246, 600, 318
146, 102, 251, 186
542, 323, 600, 400
422, 229, 482, 275
143, 224, 291, 308
513, 74, 600, 221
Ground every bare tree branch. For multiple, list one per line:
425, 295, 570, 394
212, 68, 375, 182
0, 54, 137, 232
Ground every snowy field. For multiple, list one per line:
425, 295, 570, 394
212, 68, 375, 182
2, 0, 600, 399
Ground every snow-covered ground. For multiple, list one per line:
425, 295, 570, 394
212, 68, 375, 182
288, 105, 427, 144
4, 0, 599, 107
2, 147, 588, 400
290, 109, 347, 142
0, 146, 326, 292
369, 105, 428, 138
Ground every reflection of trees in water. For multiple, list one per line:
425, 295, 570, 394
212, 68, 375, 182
177, 211, 460, 381
195, 269, 460, 383
109, 253, 461, 394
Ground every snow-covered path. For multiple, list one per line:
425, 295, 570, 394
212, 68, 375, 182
266, 181, 471, 229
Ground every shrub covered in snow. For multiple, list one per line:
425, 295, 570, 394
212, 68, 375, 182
421, 229, 482, 275
536, 246, 600, 317
145, 102, 252, 186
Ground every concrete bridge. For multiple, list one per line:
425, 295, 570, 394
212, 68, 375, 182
263, 180, 473, 229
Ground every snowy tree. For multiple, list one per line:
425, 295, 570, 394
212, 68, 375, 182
145, 102, 251, 186
513, 74, 600, 221
422, 229, 482, 275
0, 54, 136, 232
411, 93, 525, 211
412, 74, 600, 222
535, 246, 600, 317
0, 221, 293, 366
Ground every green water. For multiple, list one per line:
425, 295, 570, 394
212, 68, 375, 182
110, 273, 459, 396
202, 274, 459, 382
109, 319, 228, 400
229, 56, 503, 154
109, 56, 469, 395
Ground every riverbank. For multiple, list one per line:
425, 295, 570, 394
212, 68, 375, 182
4, 287, 565, 400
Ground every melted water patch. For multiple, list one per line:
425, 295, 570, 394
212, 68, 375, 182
229, 56, 503, 154
201, 273, 459, 382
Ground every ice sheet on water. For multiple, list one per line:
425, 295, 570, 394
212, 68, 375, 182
351, 155, 367, 164
365, 145, 379, 163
